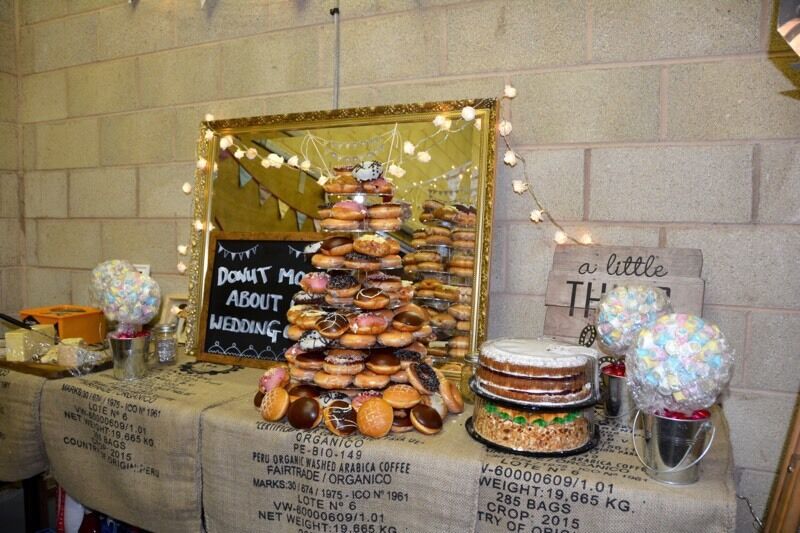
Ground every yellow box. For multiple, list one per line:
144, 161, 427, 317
19, 305, 106, 344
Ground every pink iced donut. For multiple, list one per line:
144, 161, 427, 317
259, 367, 289, 393
352, 390, 383, 410
299, 272, 330, 294
351, 313, 389, 335
331, 200, 367, 221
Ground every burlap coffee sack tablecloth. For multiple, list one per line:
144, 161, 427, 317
40, 358, 260, 532
475, 407, 736, 533
201, 399, 484, 533
0, 368, 48, 480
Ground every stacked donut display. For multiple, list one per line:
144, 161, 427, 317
254, 162, 465, 439
404, 199, 476, 359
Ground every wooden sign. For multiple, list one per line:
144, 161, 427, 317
543, 245, 705, 342
197, 231, 322, 368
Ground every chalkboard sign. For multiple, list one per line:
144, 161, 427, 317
197, 231, 322, 368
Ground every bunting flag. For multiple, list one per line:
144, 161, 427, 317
278, 199, 290, 219
298, 173, 306, 194
287, 246, 305, 259
218, 243, 260, 261
313, 219, 322, 232
296, 212, 307, 231
258, 186, 271, 206
239, 166, 252, 188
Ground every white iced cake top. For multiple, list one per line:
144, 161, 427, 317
479, 337, 599, 367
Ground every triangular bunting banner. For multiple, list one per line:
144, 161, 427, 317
239, 165, 252, 188
258, 186, 271, 206
296, 212, 307, 231
313, 219, 322, 232
278, 199, 290, 219
298, 173, 306, 194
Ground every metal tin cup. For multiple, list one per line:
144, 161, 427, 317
632, 410, 715, 485
109, 333, 150, 380
601, 371, 635, 425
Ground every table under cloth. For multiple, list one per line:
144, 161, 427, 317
201, 400, 736, 533
0, 368, 49, 481
39, 358, 261, 532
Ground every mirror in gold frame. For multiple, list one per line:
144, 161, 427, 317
184, 99, 498, 361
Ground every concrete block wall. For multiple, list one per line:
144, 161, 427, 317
0, 1, 797, 530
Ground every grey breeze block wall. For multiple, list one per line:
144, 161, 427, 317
0, 1, 798, 531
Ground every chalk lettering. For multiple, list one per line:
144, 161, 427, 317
217, 266, 272, 286
208, 314, 282, 343
224, 290, 283, 312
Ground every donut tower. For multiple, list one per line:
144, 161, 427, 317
254, 162, 465, 439
403, 200, 477, 360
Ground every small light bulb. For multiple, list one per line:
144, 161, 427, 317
403, 141, 415, 155
503, 150, 517, 166
433, 115, 446, 127
196, 157, 208, 170
204, 113, 215, 121
204, 129, 214, 141
499, 120, 513, 136
194, 220, 204, 231
177, 244, 188, 255
581, 234, 592, 245
170, 305, 182, 316
182, 182, 192, 194
503, 84, 517, 98
554, 231, 568, 244
234, 149, 245, 159
461, 106, 476, 121
245, 148, 258, 159
219, 135, 233, 150
177, 261, 187, 273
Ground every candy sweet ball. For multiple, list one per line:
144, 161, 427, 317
595, 285, 672, 356
627, 313, 734, 415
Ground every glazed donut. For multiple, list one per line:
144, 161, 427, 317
451, 230, 476, 242
368, 217, 401, 231
353, 370, 391, 389
449, 255, 474, 268
327, 274, 360, 298
449, 335, 469, 349
451, 240, 474, 250
456, 320, 471, 332
414, 251, 442, 263
287, 324, 305, 341
312, 253, 345, 269
339, 333, 377, 349
415, 278, 442, 290
423, 199, 444, 212
315, 313, 350, 339
386, 238, 401, 255
391, 310, 426, 332
378, 329, 414, 348
296, 308, 327, 329
406, 341, 428, 357
353, 234, 391, 257
380, 255, 402, 269
434, 206, 458, 222
362, 177, 394, 194
294, 351, 326, 370
410, 404, 443, 435
317, 207, 332, 219
322, 361, 365, 375
289, 366, 317, 382
390, 369, 410, 383
402, 253, 417, 265
350, 312, 389, 335
411, 324, 434, 341
354, 287, 390, 310
410, 239, 427, 248
320, 236, 353, 256
287, 304, 314, 324
448, 347, 468, 359
434, 286, 459, 302
331, 200, 367, 221
416, 289, 435, 298
333, 165, 355, 178
425, 226, 450, 237
314, 371, 353, 389
343, 252, 381, 271
440, 379, 465, 414
368, 203, 403, 219
406, 362, 440, 395
324, 294, 354, 307
382, 384, 421, 409
403, 265, 418, 275
416, 261, 444, 272
299, 272, 330, 294
430, 312, 456, 329
366, 351, 402, 375
419, 212, 435, 223
321, 218, 360, 231
448, 303, 472, 321
448, 266, 474, 278
260, 388, 289, 422
363, 272, 403, 292
426, 235, 452, 246
323, 176, 359, 194
391, 283, 415, 303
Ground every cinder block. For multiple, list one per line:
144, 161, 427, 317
67, 59, 138, 116
723, 388, 796, 471
138, 46, 220, 108
25, 267, 72, 307
150, 274, 189, 300
495, 149, 584, 222
667, 226, 800, 309
0, 218, 21, 266
702, 306, 747, 388
68, 0, 120, 15
35, 118, 100, 169
25, 219, 37, 265
489, 221, 506, 292
759, 142, 800, 224
37, 219, 102, 269
221, 30, 327, 98
591, 145, 752, 223
22, 124, 36, 170
101, 220, 177, 274
70, 270, 92, 307
735, 468, 777, 530
21, 0, 66, 24
745, 312, 800, 393
0, 172, 19, 218
592, 0, 760, 62
21, 70, 68, 123
1, 267, 25, 312
0, 0, 13, 25
339, 77, 502, 109
175, 0, 270, 46
488, 293, 546, 339
669, 58, 800, 140
506, 222, 660, 295
97, 1, 174, 61
340, 10, 443, 85
139, 162, 195, 218
29, 15, 98, 72
69, 167, 137, 217
0, 22, 15, 74
0, 125, 17, 170
512, 67, 660, 144
24, 170, 68, 218
99, 110, 175, 165
446, 0, 585, 75
0, 72, 16, 122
